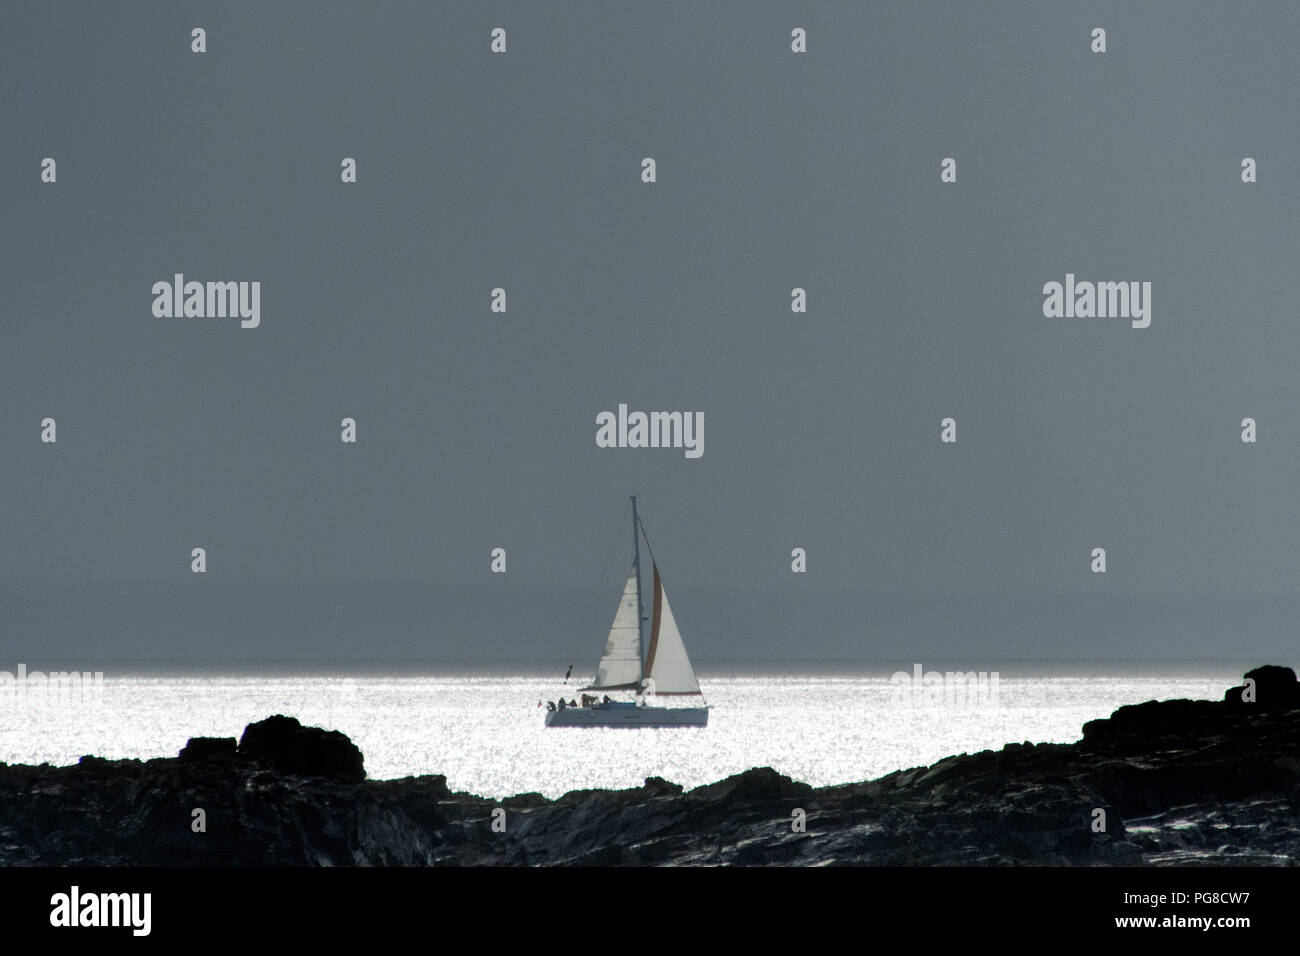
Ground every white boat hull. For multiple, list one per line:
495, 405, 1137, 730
545, 703, 708, 728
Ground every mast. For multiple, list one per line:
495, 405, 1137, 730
631, 494, 646, 682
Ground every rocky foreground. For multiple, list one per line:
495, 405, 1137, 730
2, 666, 1299, 866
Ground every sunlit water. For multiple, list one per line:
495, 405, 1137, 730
0, 662, 1253, 799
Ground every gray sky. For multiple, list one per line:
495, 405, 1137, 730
4, 2, 1300, 665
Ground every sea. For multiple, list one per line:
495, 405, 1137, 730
0, 659, 1269, 799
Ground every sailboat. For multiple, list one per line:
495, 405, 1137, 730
545, 496, 709, 727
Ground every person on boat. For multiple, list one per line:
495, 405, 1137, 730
546, 700, 556, 712
569, 699, 577, 708
557, 698, 566, 710
602, 695, 611, 704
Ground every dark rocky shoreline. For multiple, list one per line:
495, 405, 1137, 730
2, 665, 1298, 866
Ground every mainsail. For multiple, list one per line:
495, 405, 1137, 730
644, 564, 702, 695
582, 568, 643, 691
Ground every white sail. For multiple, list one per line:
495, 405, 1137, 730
644, 564, 702, 695
582, 568, 643, 690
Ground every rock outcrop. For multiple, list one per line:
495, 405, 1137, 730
237, 715, 365, 783
0, 668, 1297, 865
1223, 664, 1300, 707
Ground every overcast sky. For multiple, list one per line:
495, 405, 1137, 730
3, 2, 1299, 665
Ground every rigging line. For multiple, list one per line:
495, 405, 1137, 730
636, 510, 658, 567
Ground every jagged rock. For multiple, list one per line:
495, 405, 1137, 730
1082, 698, 1218, 743
237, 715, 364, 783
1223, 664, 1300, 707
687, 766, 812, 804
179, 736, 237, 762
500, 791, 549, 809
642, 776, 684, 796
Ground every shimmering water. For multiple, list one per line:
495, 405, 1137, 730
0, 661, 1253, 799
